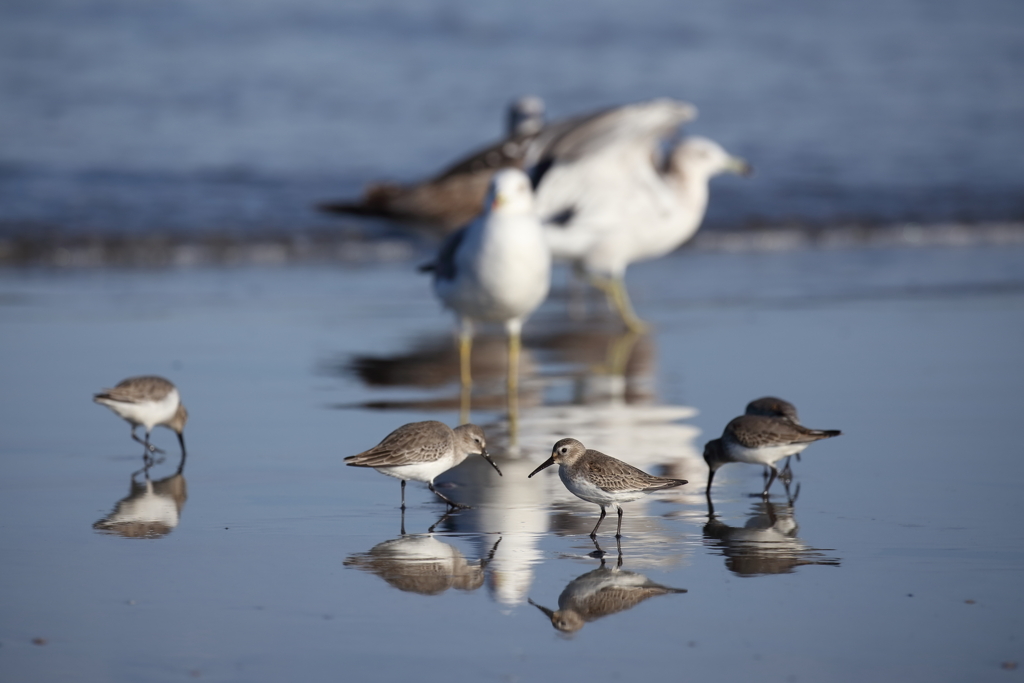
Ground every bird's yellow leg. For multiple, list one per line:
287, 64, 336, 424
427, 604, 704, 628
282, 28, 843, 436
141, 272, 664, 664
591, 276, 649, 333
458, 325, 473, 425
507, 328, 521, 446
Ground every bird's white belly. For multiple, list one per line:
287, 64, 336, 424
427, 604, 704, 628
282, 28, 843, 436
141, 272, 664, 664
726, 441, 808, 467
559, 467, 645, 508
375, 458, 457, 484
99, 390, 179, 431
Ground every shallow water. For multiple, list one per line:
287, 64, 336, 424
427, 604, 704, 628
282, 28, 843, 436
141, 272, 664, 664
2, 245, 1024, 681
2, 0, 1022, 233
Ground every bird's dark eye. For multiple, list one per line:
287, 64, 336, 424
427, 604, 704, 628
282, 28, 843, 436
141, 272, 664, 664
560, 447, 568, 454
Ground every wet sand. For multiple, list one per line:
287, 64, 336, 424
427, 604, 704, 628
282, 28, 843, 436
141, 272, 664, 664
1, 243, 1023, 681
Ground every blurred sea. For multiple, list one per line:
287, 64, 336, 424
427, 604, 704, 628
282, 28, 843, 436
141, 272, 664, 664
1, 0, 1022, 245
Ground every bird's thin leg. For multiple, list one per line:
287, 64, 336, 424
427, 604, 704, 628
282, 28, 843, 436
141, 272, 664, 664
400, 507, 407, 536
400, 480, 406, 511
427, 510, 452, 534
615, 536, 623, 568
594, 276, 649, 333
506, 324, 522, 446
143, 430, 166, 457
762, 466, 778, 498
131, 427, 154, 455
589, 507, 607, 539
428, 482, 470, 510
590, 537, 606, 559
458, 320, 473, 426
615, 507, 624, 538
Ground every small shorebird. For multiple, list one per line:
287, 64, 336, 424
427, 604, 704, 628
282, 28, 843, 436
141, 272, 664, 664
745, 396, 800, 423
704, 415, 841, 499
345, 421, 502, 510
422, 167, 551, 429
93, 376, 188, 461
528, 437, 687, 539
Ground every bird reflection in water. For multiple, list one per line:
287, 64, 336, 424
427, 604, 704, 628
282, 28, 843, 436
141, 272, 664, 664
528, 541, 687, 634
93, 457, 188, 539
344, 513, 501, 597
703, 500, 841, 577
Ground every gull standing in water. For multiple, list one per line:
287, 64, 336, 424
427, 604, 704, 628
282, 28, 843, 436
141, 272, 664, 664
93, 376, 188, 465
345, 421, 501, 510
704, 415, 841, 500
530, 99, 752, 331
422, 168, 551, 432
319, 96, 546, 234
528, 437, 687, 539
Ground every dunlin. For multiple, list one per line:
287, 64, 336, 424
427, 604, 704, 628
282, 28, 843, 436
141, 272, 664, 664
528, 437, 687, 538
704, 415, 841, 499
345, 421, 501, 510
93, 376, 188, 461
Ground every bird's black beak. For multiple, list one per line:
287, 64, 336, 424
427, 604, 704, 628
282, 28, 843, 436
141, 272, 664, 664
480, 449, 502, 476
176, 433, 188, 474
528, 455, 556, 478
528, 598, 555, 619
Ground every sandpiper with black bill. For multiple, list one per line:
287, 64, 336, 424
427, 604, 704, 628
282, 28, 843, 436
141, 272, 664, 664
93, 376, 188, 462
704, 415, 841, 499
345, 421, 502, 510
528, 438, 687, 539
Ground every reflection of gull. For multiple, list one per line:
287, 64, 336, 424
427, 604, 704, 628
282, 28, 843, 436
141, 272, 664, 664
344, 531, 499, 596
440, 455, 548, 607
93, 471, 187, 539
703, 501, 841, 576
318, 96, 546, 233
530, 100, 751, 331
529, 552, 686, 633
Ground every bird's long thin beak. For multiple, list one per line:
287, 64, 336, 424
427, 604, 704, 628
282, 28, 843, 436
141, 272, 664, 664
480, 449, 503, 476
727, 156, 753, 177
528, 598, 555, 619
528, 456, 556, 478
176, 433, 187, 474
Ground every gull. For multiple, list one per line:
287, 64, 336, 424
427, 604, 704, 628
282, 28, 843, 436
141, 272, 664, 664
703, 415, 841, 500
93, 376, 188, 464
318, 96, 546, 233
421, 167, 551, 429
528, 437, 687, 539
345, 420, 501, 510
530, 99, 752, 331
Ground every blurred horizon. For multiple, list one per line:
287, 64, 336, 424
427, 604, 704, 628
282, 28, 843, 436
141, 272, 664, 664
1, 0, 1022, 238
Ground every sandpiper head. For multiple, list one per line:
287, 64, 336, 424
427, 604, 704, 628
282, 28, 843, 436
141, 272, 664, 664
485, 168, 534, 214
528, 599, 584, 633
453, 424, 502, 476
703, 438, 728, 471
528, 437, 586, 478
745, 396, 799, 423
671, 137, 752, 179
169, 403, 189, 434
507, 95, 545, 137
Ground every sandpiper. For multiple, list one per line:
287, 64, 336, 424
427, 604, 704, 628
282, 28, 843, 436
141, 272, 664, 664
704, 414, 841, 499
422, 168, 551, 427
528, 437, 687, 539
345, 421, 502, 510
93, 376, 188, 461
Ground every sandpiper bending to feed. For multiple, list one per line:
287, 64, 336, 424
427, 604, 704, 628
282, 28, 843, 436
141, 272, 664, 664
345, 421, 502, 510
704, 414, 841, 500
93, 376, 188, 462
528, 438, 687, 539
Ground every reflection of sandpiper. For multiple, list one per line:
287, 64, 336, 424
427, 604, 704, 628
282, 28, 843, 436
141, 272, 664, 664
345, 421, 501, 510
528, 544, 686, 633
93, 375, 188, 465
344, 520, 501, 596
703, 500, 841, 576
93, 470, 188, 539
529, 438, 687, 539
704, 414, 841, 500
